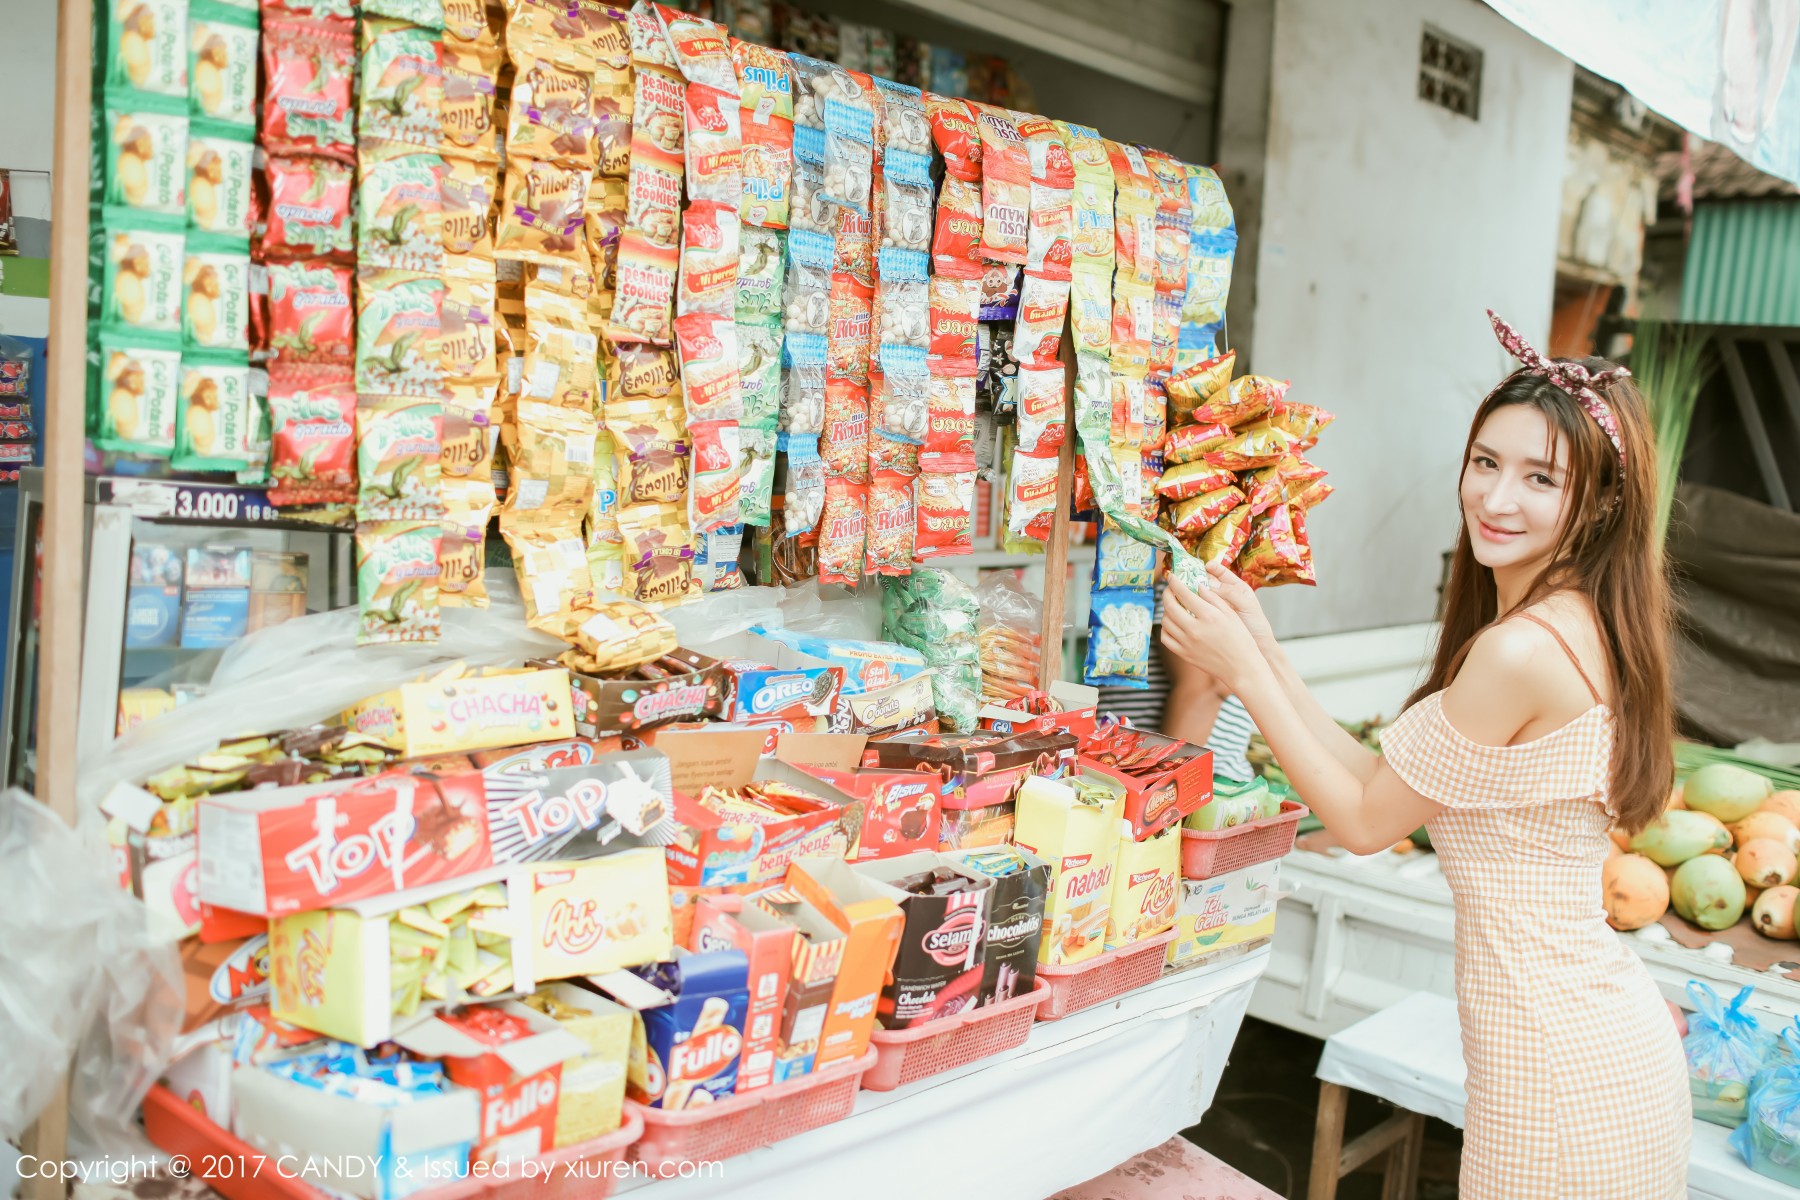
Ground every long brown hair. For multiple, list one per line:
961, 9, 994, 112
1404, 360, 1674, 833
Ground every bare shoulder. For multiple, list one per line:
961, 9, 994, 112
1442, 606, 1600, 745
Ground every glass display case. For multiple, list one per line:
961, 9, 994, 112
1, 468, 355, 787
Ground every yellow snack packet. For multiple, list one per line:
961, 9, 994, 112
618, 503, 702, 609
495, 159, 592, 266
522, 284, 602, 410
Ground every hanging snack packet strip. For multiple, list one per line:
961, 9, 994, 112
1141, 148, 1191, 379
356, 519, 442, 644
262, 17, 356, 164
1085, 586, 1154, 688
972, 105, 1029, 266
735, 39, 794, 229
1177, 164, 1237, 371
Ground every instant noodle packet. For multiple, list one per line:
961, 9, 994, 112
357, 519, 442, 644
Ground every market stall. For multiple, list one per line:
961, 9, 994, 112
8, 1, 1329, 1196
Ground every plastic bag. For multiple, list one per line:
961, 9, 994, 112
883, 568, 982, 731
1735, 1027, 1800, 1185
0, 788, 182, 1156
1686, 980, 1769, 1127
975, 572, 1044, 705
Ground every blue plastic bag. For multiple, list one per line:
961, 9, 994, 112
1734, 1027, 1800, 1185
1685, 980, 1768, 1127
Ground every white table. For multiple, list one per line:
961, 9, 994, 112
1315, 987, 1792, 1199
623, 946, 1270, 1200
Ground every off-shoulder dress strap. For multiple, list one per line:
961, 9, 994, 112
1514, 612, 1603, 706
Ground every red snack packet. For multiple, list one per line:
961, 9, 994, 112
1239, 502, 1304, 575
263, 156, 354, 262
1295, 478, 1333, 509
822, 377, 870, 483
1172, 484, 1248, 533
1164, 420, 1231, 465
267, 261, 354, 362
1072, 454, 1097, 515
267, 363, 355, 506
931, 175, 983, 280
818, 476, 867, 587
828, 273, 874, 384
865, 469, 916, 575
1203, 426, 1295, 473
262, 18, 356, 163
1196, 373, 1286, 428
1156, 460, 1235, 502
869, 431, 920, 476
1266, 397, 1335, 451
1242, 454, 1327, 515
1007, 452, 1059, 542
1189, 502, 1252, 568
925, 93, 982, 182
1143, 377, 1168, 454
922, 375, 975, 459
927, 276, 980, 370
914, 469, 975, 559
1166, 350, 1236, 426
973, 105, 1029, 266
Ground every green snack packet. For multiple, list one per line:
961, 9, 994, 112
103, 92, 190, 217
1186, 777, 1269, 832
359, 18, 444, 150
181, 231, 251, 352
106, 0, 190, 99
101, 220, 186, 336
360, 0, 445, 32
356, 398, 446, 521
236, 367, 272, 484
356, 519, 443, 644
357, 151, 446, 274
187, 0, 258, 126
185, 120, 255, 234
356, 270, 445, 395
96, 333, 183, 455
174, 351, 257, 469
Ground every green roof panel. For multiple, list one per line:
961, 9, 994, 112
1680, 200, 1800, 326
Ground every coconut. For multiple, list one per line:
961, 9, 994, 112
1684, 764, 1774, 824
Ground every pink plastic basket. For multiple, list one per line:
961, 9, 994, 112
1179, 800, 1308, 880
862, 979, 1050, 1091
142, 1083, 642, 1200
1033, 928, 1181, 1021
628, 1048, 876, 1170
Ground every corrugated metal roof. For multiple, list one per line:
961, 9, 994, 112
1656, 139, 1799, 204
1679, 200, 1800, 325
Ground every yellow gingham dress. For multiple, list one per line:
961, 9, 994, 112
1380, 667, 1691, 1198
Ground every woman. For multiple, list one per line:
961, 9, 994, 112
1161, 312, 1689, 1198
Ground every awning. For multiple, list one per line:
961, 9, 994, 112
1488, 0, 1800, 186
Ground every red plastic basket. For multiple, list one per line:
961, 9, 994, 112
862, 979, 1049, 1091
1179, 800, 1308, 880
628, 1048, 876, 1171
1033, 928, 1181, 1021
142, 1083, 642, 1200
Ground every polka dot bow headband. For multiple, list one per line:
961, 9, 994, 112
1486, 309, 1628, 463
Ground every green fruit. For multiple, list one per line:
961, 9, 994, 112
1671, 854, 1748, 931
1684, 763, 1773, 824
1629, 809, 1732, 867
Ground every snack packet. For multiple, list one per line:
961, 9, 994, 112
357, 398, 445, 521
1266, 397, 1335, 450
783, 435, 825, 534
1085, 587, 1153, 688
357, 150, 445, 274
673, 310, 741, 422
1015, 365, 1065, 456
821, 377, 870, 482
104, 97, 190, 217
931, 174, 983, 281
172, 353, 259, 470
1157, 459, 1236, 502
262, 17, 355, 162
610, 402, 690, 505
864, 468, 915, 576
827, 274, 874, 386
96, 333, 182, 456
736, 225, 786, 318
1203, 426, 1294, 473
619, 501, 702, 607
180, 232, 251, 352
684, 83, 743, 206
587, 428, 620, 545
1196, 372, 1285, 429
263, 155, 353, 261
185, 122, 255, 236
507, 533, 596, 639
608, 232, 681, 344
108, 0, 189, 98
440, 263, 499, 383
1166, 350, 1235, 424
359, 17, 443, 150
817, 476, 866, 587
925, 93, 981, 182
442, 401, 497, 485
1095, 516, 1158, 589
268, 362, 356, 505
357, 270, 445, 396
1007, 451, 1059, 543
267, 261, 353, 362
927, 276, 980, 374
101, 221, 186, 338
973, 105, 1029, 265
655, 2, 736, 91
1191, 503, 1252, 568
188, 2, 259, 127
494, 159, 592, 266
506, 45, 600, 169
1163, 420, 1230, 466
357, 519, 442, 644
688, 418, 743, 533
440, 34, 504, 164
677, 200, 740, 317
438, 497, 494, 608
914, 468, 974, 559
610, 341, 682, 402
501, 400, 599, 529
1171, 485, 1247, 533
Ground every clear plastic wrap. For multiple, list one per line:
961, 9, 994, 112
1735, 1028, 1800, 1185
1686, 980, 1769, 1127
975, 572, 1044, 705
0, 788, 182, 1155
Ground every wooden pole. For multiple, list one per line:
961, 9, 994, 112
1036, 329, 1080, 690
21, 0, 98, 1191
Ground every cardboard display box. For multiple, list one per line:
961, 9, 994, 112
782, 857, 904, 1068
1012, 772, 1130, 967
342, 666, 576, 759
694, 631, 846, 724
532, 649, 727, 738
481, 752, 674, 863
1165, 859, 1282, 971
977, 681, 1101, 741
775, 733, 945, 861
1081, 728, 1214, 840
688, 894, 794, 1094
853, 852, 995, 1029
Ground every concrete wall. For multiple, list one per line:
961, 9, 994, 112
1252, 0, 1573, 637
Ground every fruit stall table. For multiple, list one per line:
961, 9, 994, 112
1252, 841, 1800, 1197
619, 946, 1270, 1200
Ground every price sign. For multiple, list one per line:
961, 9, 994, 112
96, 478, 337, 531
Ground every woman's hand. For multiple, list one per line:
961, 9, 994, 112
1205, 561, 1277, 650
1162, 577, 1269, 695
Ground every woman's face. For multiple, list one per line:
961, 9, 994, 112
1460, 404, 1573, 574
